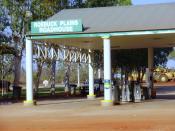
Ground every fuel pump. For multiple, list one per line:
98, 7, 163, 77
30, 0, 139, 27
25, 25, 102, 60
112, 69, 122, 104
112, 78, 120, 104
121, 74, 130, 103
133, 80, 142, 102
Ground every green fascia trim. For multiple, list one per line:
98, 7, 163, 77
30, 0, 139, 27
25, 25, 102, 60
30, 29, 175, 40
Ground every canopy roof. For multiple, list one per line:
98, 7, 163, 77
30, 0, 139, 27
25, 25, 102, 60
48, 3, 175, 34
30, 3, 175, 50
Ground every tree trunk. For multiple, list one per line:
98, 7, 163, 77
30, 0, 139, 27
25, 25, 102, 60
137, 67, 141, 83
34, 61, 43, 97
50, 60, 56, 95
13, 55, 22, 86
64, 62, 71, 96
141, 68, 146, 82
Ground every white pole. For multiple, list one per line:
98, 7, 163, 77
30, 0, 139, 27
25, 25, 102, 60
101, 36, 113, 106
24, 38, 35, 105
77, 63, 80, 87
87, 49, 95, 99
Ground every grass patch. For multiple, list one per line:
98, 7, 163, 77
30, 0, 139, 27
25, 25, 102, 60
0, 87, 65, 100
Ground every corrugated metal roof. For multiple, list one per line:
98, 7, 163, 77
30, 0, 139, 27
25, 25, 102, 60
48, 3, 175, 33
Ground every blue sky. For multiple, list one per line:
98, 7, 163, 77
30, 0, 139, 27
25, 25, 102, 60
132, 0, 175, 5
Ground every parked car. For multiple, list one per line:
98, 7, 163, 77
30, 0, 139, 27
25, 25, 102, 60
80, 79, 103, 96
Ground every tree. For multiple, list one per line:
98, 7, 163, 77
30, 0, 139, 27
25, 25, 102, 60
0, 1, 14, 81
85, 0, 132, 7
31, 0, 69, 21
111, 48, 173, 81
31, 0, 70, 94
168, 51, 175, 59
112, 49, 147, 81
71, 0, 132, 8
2, 0, 70, 89
154, 48, 173, 67
2, 0, 31, 86
74, 0, 132, 80
0, 2, 12, 42
70, 0, 86, 8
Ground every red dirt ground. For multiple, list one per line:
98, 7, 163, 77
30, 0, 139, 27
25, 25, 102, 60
0, 82, 175, 131
154, 81, 175, 86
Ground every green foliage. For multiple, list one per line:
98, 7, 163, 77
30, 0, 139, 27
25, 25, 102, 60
31, 0, 69, 21
1, 0, 71, 86
168, 49, 175, 60
112, 49, 147, 71
92, 50, 103, 69
0, 44, 16, 55
1, 0, 172, 84
72, 0, 132, 72
3, 0, 25, 34
85, 0, 132, 7
0, 54, 14, 80
154, 48, 173, 67
70, 0, 132, 8
112, 48, 173, 71
70, 0, 86, 8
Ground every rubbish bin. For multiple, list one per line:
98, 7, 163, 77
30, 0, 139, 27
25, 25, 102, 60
13, 86, 22, 100
112, 85, 120, 104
